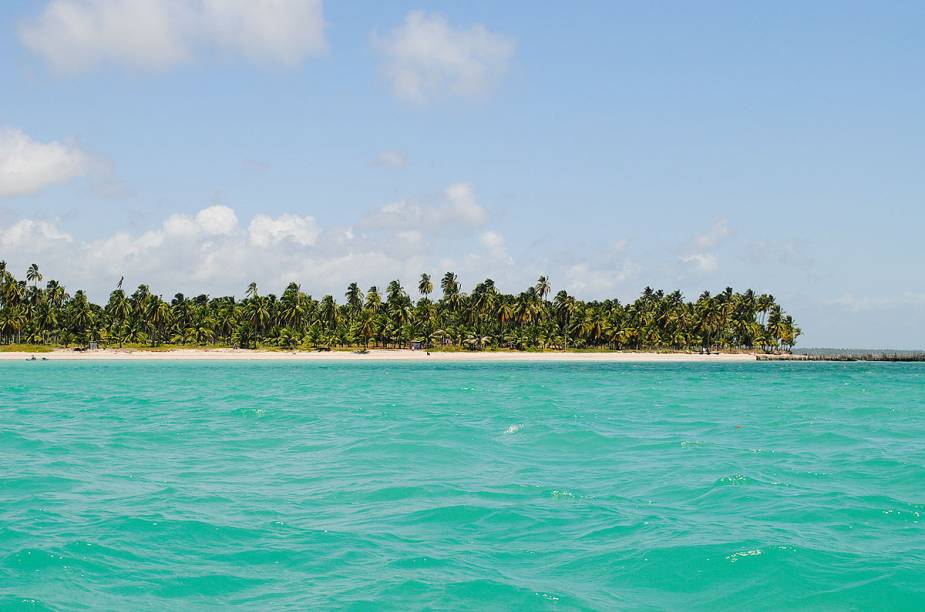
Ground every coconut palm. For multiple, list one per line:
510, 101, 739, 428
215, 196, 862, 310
26, 264, 43, 288
418, 273, 433, 298
345, 282, 363, 312
365, 286, 381, 311
440, 272, 459, 299
0, 261, 798, 352
535, 276, 551, 302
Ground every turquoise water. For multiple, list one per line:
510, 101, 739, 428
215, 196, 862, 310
1, 361, 924, 610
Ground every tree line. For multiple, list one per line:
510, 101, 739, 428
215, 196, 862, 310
0, 262, 800, 352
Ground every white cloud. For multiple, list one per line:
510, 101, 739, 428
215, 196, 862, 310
364, 200, 424, 229
19, 0, 326, 73
565, 261, 638, 295
480, 230, 511, 265
680, 219, 729, 273
19, 0, 192, 73
373, 11, 515, 103
160, 205, 238, 238
445, 182, 487, 225
0, 219, 73, 249
375, 150, 407, 168
693, 218, 729, 249
163, 213, 200, 237
0, 196, 635, 304
0, 127, 92, 197
480, 230, 503, 249
195, 205, 238, 236
249, 213, 320, 247
199, 0, 325, 65
395, 230, 425, 253
363, 181, 487, 231
0, 197, 496, 298
679, 253, 718, 273
90, 229, 165, 264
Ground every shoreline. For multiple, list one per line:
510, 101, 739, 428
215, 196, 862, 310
0, 348, 760, 362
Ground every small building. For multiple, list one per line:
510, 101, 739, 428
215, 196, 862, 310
89, 342, 99, 350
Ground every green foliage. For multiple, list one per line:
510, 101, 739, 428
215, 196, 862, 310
0, 343, 54, 353
0, 261, 801, 352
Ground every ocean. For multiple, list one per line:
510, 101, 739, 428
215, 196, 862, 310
1, 361, 923, 609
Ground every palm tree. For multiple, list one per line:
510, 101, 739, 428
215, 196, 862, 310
553, 291, 577, 349
535, 276, 551, 303
345, 282, 363, 312
107, 289, 131, 346
0, 260, 800, 353
757, 293, 774, 326
0, 306, 25, 344
318, 295, 338, 332
440, 272, 459, 300
150, 299, 172, 346
26, 264, 43, 289
247, 296, 271, 339
280, 286, 306, 330
365, 286, 381, 311
358, 311, 375, 349
418, 273, 433, 298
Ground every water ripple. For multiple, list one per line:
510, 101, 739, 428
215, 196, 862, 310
1, 361, 924, 608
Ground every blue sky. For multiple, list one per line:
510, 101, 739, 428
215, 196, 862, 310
1, 1, 923, 348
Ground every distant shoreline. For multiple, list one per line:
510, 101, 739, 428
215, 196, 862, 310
5, 349, 919, 362
0, 348, 760, 362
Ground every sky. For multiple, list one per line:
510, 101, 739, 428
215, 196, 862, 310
1, 1, 923, 349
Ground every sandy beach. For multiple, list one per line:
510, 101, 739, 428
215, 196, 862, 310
0, 348, 758, 362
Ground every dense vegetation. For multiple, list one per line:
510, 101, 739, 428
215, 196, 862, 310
0, 262, 800, 352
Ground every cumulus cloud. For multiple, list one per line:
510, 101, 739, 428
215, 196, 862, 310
565, 260, 638, 295
363, 181, 487, 232
249, 213, 320, 247
445, 182, 487, 225
161, 204, 239, 237
374, 150, 407, 168
195, 205, 239, 236
679, 252, 718, 273
199, 0, 326, 65
19, 0, 189, 72
479, 230, 511, 264
0, 127, 92, 197
0, 190, 641, 304
372, 11, 515, 103
163, 214, 200, 237
19, 0, 326, 73
0, 219, 73, 249
680, 219, 729, 273
0, 183, 497, 298
480, 230, 503, 250
693, 218, 729, 249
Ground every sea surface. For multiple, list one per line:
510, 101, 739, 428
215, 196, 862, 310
1, 361, 923, 610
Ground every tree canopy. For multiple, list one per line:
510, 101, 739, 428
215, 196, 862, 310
0, 262, 800, 352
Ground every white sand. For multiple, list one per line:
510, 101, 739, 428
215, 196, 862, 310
1, 348, 757, 362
